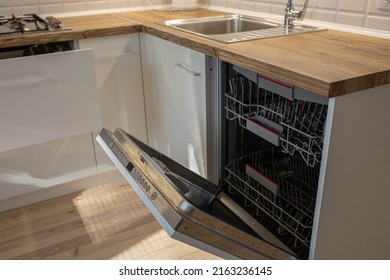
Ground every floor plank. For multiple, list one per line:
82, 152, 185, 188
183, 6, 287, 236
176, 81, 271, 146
0, 179, 220, 260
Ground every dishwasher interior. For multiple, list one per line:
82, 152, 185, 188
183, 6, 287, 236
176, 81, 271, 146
221, 63, 328, 259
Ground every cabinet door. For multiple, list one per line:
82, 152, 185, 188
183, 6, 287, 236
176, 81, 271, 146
79, 34, 148, 173
0, 132, 96, 201
0, 49, 101, 152
140, 34, 207, 179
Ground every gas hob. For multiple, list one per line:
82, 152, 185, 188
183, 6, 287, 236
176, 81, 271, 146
0, 14, 70, 36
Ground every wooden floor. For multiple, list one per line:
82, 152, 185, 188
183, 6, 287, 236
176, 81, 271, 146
0, 179, 220, 260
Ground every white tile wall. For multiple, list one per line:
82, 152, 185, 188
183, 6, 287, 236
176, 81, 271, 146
254, 2, 272, 13
107, 0, 128, 9
337, 11, 365, 27
38, 0, 62, 3
226, 0, 241, 9
0, 0, 167, 15
213, 0, 227, 6
86, 1, 109, 10
203, 0, 390, 31
311, 8, 338, 22
129, 0, 145, 7
38, 4, 63, 13
0, 0, 389, 31
13, 5, 39, 14
338, 0, 367, 13
240, 0, 256, 11
314, 0, 338, 10
12, 0, 36, 5
63, 2, 88, 12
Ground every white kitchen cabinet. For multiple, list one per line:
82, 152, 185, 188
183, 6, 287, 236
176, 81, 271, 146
79, 34, 148, 173
140, 34, 208, 179
0, 49, 101, 152
0, 44, 101, 202
0, 132, 97, 201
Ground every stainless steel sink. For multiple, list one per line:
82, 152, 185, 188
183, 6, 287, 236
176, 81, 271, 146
167, 15, 281, 34
158, 14, 325, 43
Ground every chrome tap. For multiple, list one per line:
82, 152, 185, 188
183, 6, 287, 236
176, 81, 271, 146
284, 0, 309, 29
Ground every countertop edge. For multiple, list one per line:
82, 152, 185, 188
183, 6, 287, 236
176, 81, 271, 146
0, 26, 140, 48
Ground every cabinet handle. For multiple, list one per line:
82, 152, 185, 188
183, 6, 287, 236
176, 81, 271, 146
174, 63, 201, 77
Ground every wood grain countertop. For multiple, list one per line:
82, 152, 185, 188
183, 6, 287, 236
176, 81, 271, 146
0, 8, 389, 97
0, 14, 140, 48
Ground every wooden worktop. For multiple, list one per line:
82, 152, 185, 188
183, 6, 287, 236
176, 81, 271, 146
0, 14, 139, 47
0, 8, 389, 97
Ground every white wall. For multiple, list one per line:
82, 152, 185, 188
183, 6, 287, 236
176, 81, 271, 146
0, 0, 389, 31
0, 0, 169, 15
201, 0, 390, 31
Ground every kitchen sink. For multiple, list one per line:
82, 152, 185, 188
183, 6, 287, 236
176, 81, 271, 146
158, 14, 325, 43
165, 15, 281, 34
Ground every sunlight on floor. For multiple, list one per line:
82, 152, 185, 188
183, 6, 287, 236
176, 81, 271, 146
72, 184, 148, 244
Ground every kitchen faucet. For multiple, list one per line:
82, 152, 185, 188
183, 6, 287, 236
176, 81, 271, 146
284, 0, 309, 29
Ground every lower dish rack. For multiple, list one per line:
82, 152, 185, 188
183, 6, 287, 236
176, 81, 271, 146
225, 147, 319, 252
225, 76, 328, 167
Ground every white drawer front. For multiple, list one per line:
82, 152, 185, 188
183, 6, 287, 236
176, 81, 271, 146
0, 49, 101, 152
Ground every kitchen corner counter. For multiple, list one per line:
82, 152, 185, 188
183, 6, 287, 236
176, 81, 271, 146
0, 14, 140, 49
0, 8, 389, 98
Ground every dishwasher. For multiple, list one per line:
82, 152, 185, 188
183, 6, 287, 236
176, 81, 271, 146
97, 57, 329, 260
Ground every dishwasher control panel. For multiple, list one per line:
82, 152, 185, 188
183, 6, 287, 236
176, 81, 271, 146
108, 138, 157, 202
130, 167, 153, 195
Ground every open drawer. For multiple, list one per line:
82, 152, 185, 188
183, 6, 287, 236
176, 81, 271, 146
0, 47, 101, 152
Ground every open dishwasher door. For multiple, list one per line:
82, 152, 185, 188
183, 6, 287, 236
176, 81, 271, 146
97, 128, 296, 260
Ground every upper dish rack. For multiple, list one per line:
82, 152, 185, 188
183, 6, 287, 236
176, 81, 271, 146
225, 75, 328, 167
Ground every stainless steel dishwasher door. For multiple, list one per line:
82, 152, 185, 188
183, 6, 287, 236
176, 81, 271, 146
96, 128, 296, 260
